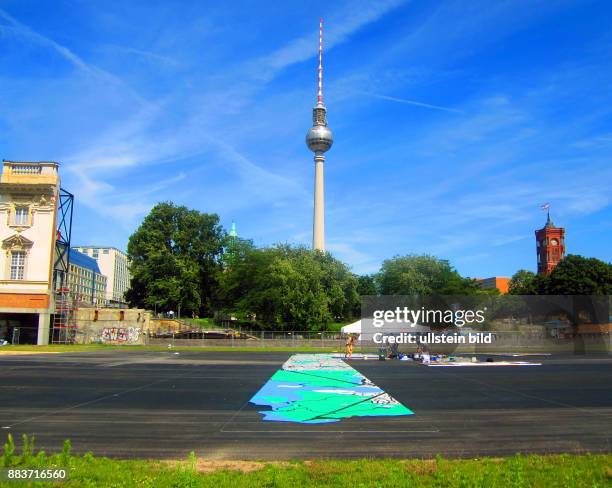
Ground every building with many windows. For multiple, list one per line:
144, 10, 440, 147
475, 277, 510, 294
73, 246, 130, 305
66, 248, 107, 306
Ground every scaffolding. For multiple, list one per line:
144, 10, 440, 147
51, 188, 76, 344
51, 288, 78, 343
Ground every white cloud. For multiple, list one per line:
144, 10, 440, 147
253, 0, 408, 80
326, 241, 379, 274
0, 8, 149, 106
362, 92, 463, 113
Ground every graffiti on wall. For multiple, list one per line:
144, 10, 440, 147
250, 354, 414, 424
100, 327, 141, 343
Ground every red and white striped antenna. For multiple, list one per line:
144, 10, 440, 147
318, 17, 323, 105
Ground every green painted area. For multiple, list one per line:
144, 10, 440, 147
250, 354, 414, 423
272, 369, 360, 387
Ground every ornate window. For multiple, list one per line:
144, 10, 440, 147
14, 207, 29, 225
10, 251, 25, 280
8, 204, 32, 228
2, 235, 33, 281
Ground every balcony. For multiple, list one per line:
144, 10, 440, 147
1, 160, 59, 186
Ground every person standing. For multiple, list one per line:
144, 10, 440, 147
345, 334, 356, 359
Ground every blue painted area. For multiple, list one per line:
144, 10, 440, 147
250, 354, 414, 424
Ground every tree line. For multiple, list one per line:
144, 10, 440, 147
125, 202, 612, 329
508, 256, 612, 295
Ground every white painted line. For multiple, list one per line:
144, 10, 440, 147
221, 429, 440, 433
427, 362, 542, 367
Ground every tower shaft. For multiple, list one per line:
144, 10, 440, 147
313, 154, 325, 250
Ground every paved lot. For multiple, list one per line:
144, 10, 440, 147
0, 350, 611, 459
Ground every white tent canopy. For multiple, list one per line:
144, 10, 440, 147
340, 320, 362, 335
340, 320, 433, 340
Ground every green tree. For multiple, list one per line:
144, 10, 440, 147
222, 236, 255, 270
357, 275, 378, 296
377, 254, 480, 295
509, 256, 612, 296
508, 269, 539, 295
544, 255, 612, 295
219, 245, 359, 330
126, 202, 225, 316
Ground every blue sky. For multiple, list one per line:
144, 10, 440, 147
1, 0, 611, 277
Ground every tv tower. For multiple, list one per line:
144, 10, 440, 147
306, 18, 333, 251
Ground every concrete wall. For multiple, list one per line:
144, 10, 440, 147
74, 308, 150, 345
147, 319, 191, 335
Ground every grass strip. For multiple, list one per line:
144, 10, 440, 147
1, 435, 610, 487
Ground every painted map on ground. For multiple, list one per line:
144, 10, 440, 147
249, 354, 414, 423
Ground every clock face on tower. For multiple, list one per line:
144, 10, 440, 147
551, 239, 558, 246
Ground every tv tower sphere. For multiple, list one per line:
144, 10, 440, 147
306, 123, 333, 153
306, 18, 332, 251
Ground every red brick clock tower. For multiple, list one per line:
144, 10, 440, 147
535, 212, 566, 275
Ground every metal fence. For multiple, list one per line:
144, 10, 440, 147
142, 329, 611, 353
3, 320, 609, 353
144, 330, 345, 348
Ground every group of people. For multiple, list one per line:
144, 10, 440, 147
344, 333, 432, 363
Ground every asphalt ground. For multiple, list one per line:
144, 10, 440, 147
0, 350, 610, 459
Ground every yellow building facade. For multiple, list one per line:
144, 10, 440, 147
0, 161, 60, 344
